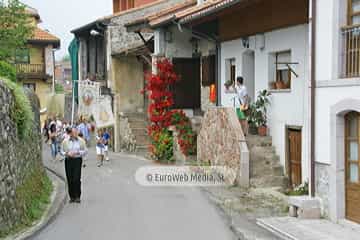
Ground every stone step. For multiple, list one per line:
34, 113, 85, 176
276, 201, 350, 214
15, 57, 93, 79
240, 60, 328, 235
124, 112, 146, 119
135, 135, 151, 146
131, 128, 148, 136
250, 175, 288, 189
250, 164, 284, 178
250, 150, 279, 163
246, 135, 272, 148
136, 145, 149, 153
129, 121, 148, 129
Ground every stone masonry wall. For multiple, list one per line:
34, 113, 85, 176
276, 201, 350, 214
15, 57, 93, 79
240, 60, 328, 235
197, 107, 249, 187
315, 162, 330, 218
0, 80, 42, 232
109, 0, 184, 55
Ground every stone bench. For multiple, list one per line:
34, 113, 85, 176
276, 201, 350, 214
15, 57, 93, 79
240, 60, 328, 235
288, 196, 321, 219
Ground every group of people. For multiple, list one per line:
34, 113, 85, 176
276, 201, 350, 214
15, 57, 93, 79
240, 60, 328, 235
43, 115, 111, 203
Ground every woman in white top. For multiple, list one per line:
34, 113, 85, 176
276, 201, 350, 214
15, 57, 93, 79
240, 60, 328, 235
234, 77, 249, 135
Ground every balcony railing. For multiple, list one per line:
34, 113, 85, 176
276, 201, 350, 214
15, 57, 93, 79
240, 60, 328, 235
16, 63, 45, 75
342, 25, 360, 78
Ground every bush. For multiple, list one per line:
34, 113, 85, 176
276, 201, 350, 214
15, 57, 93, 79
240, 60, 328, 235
149, 129, 174, 163
1, 77, 34, 139
0, 61, 16, 82
170, 110, 197, 156
0, 168, 53, 238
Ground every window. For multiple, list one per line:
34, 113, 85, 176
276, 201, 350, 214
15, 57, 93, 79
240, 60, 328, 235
348, 0, 360, 25
15, 49, 30, 64
225, 58, 236, 88
269, 50, 292, 90
23, 83, 36, 92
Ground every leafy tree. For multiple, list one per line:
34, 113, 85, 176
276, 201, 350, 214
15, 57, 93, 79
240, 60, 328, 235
0, 0, 34, 63
0, 61, 16, 81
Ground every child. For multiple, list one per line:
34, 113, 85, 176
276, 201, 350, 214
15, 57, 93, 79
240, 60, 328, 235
102, 129, 110, 161
96, 129, 105, 167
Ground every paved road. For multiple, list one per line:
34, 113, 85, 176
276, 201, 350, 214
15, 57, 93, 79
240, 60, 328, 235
35, 145, 236, 240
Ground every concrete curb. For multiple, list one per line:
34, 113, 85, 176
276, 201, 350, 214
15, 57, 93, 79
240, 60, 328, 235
5, 168, 67, 240
201, 187, 281, 240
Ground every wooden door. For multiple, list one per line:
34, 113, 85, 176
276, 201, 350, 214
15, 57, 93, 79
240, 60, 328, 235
172, 58, 201, 109
345, 112, 360, 223
288, 129, 302, 187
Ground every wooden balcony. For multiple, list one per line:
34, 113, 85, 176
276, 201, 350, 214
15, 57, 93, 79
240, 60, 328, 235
342, 25, 360, 78
16, 63, 49, 80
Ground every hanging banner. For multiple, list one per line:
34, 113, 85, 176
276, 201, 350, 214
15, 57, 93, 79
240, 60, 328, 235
92, 95, 115, 128
77, 79, 114, 128
78, 80, 100, 118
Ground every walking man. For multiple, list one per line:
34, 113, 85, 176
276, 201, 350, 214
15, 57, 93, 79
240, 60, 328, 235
61, 128, 87, 203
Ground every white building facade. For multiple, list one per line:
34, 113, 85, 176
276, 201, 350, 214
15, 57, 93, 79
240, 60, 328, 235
314, 0, 360, 224
220, 24, 310, 186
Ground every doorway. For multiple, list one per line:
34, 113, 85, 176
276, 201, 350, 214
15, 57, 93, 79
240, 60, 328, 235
287, 127, 302, 187
345, 112, 360, 223
241, 50, 255, 102
172, 58, 201, 109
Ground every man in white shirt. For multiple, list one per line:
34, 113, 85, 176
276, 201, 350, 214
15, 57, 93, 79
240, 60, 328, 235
61, 128, 87, 203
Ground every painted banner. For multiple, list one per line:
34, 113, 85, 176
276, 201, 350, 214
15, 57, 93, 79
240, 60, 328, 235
92, 96, 115, 128
78, 80, 100, 118
78, 79, 114, 128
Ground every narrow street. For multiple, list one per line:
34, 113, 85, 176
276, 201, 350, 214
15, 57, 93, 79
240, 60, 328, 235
35, 146, 236, 240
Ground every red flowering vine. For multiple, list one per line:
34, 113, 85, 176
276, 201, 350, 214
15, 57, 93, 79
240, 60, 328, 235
143, 58, 196, 161
144, 59, 178, 135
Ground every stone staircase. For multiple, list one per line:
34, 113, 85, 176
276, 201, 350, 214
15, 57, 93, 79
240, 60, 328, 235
125, 113, 150, 155
246, 134, 288, 189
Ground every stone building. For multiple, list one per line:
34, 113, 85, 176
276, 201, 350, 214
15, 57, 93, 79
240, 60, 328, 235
18, 5, 60, 124
71, 0, 185, 152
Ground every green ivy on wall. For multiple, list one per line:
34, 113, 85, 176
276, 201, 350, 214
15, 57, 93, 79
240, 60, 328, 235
1, 77, 34, 139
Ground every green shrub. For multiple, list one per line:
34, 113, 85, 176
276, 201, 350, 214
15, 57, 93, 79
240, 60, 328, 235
150, 129, 174, 163
0, 168, 53, 238
0, 61, 16, 82
1, 77, 34, 139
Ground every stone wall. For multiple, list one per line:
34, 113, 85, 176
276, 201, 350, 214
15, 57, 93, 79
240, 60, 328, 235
109, 0, 184, 55
315, 162, 330, 218
0, 80, 43, 232
119, 115, 136, 152
197, 107, 249, 187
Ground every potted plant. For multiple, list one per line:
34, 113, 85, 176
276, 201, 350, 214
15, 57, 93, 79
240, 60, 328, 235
254, 90, 271, 136
247, 103, 259, 135
275, 80, 286, 89
269, 81, 277, 90
224, 80, 233, 90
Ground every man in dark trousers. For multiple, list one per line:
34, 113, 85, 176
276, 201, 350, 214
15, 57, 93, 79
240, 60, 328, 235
61, 128, 87, 203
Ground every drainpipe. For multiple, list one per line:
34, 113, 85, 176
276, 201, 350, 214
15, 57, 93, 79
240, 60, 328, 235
310, 0, 317, 198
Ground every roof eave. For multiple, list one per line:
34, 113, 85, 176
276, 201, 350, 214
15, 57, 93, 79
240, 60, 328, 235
71, 19, 109, 35
28, 39, 61, 48
178, 0, 244, 25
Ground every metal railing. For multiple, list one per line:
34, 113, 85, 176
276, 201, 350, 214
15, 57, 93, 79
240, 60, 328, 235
342, 25, 360, 78
16, 63, 45, 75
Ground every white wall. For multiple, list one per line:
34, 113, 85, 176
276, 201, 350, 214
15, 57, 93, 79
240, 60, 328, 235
314, 0, 358, 166
221, 24, 310, 180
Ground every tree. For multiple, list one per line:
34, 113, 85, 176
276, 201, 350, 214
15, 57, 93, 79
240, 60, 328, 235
0, 0, 34, 63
